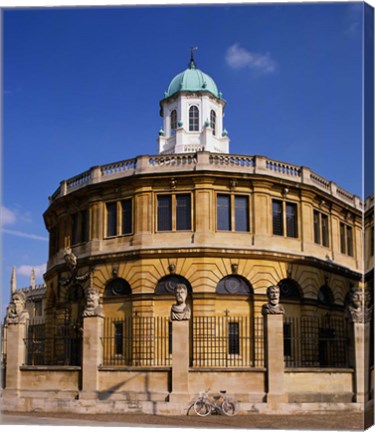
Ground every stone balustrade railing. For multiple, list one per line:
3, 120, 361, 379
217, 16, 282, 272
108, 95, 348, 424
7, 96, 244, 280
48, 152, 362, 210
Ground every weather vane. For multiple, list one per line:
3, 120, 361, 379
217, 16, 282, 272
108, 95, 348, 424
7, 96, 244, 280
190, 46, 198, 68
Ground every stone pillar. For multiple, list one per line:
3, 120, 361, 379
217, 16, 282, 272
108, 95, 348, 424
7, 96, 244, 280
264, 314, 287, 407
81, 315, 104, 398
170, 320, 190, 402
353, 322, 370, 403
262, 284, 287, 408
4, 322, 27, 396
169, 283, 191, 403
345, 286, 371, 403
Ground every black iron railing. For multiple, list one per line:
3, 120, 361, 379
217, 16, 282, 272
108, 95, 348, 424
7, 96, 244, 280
284, 315, 349, 368
192, 315, 264, 368
102, 316, 171, 367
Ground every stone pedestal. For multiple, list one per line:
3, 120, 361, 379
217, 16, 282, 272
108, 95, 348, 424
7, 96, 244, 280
81, 315, 104, 398
353, 322, 370, 403
4, 322, 27, 397
264, 314, 287, 407
170, 320, 190, 402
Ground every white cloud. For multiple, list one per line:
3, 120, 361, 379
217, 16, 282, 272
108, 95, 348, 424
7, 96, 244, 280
18, 263, 47, 279
1, 206, 17, 226
225, 43, 277, 74
2, 228, 48, 242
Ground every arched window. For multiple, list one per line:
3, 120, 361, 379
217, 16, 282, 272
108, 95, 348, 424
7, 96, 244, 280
170, 110, 177, 135
318, 285, 334, 306
189, 106, 199, 131
104, 278, 132, 297
155, 275, 192, 295
210, 110, 216, 136
216, 275, 253, 295
278, 278, 302, 300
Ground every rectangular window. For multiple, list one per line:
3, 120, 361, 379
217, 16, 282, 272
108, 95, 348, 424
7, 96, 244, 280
217, 194, 231, 231
106, 202, 117, 237
71, 213, 79, 245
228, 322, 240, 355
272, 200, 283, 236
121, 199, 132, 235
340, 223, 346, 254
283, 322, 292, 357
313, 210, 321, 244
347, 226, 353, 257
158, 195, 172, 231
176, 194, 191, 230
321, 214, 329, 247
34, 300, 43, 317
314, 210, 329, 247
80, 210, 88, 243
114, 322, 123, 355
340, 222, 354, 256
235, 196, 249, 232
286, 203, 298, 238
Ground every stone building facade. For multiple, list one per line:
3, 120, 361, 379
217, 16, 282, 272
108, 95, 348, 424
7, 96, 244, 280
2, 54, 373, 419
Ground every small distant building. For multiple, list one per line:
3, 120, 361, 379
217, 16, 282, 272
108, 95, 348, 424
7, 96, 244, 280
2, 52, 373, 421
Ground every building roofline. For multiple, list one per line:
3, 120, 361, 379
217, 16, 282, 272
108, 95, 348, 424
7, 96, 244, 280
46, 152, 362, 211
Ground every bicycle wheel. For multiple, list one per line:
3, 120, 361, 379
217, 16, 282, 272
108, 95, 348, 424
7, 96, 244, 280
222, 400, 236, 416
193, 399, 211, 416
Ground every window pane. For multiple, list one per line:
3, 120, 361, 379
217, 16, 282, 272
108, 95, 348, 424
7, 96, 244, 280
121, 199, 132, 235
171, 110, 177, 135
347, 226, 353, 256
210, 110, 216, 136
283, 323, 292, 357
158, 195, 172, 231
176, 194, 191, 230
81, 210, 88, 243
321, 214, 329, 247
114, 323, 123, 355
71, 213, 79, 245
189, 106, 199, 131
286, 203, 298, 238
106, 202, 117, 237
228, 322, 240, 355
235, 196, 249, 232
313, 211, 320, 244
217, 194, 231, 230
272, 200, 283, 236
340, 223, 346, 254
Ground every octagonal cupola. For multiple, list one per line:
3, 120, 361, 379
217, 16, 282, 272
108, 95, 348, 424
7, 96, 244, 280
158, 49, 230, 155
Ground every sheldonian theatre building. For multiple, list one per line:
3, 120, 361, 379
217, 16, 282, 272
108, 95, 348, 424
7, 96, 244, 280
2, 53, 373, 417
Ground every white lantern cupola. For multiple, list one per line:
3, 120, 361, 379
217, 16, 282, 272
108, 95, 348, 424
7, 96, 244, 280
158, 49, 230, 155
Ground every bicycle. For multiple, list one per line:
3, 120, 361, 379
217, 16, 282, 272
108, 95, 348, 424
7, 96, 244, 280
193, 389, 237, 416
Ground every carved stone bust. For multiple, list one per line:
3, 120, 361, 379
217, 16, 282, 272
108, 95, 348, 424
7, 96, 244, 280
345, 286, 365, 323
83, 287, 104, 318
64, 246, 77, 273
262, 285, 285, 315
5, 291, 29, 325
170, 283, 191, 321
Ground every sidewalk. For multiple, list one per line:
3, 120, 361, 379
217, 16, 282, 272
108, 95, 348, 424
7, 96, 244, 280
1, 410, 372, 430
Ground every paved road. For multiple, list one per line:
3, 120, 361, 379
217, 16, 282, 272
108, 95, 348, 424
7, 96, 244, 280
1, 410, 372, 430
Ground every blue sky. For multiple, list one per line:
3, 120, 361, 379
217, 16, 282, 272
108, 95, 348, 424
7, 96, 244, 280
1, 3, 369, 316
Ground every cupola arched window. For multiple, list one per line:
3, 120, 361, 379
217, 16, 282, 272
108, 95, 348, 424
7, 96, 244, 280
170, 110, 177, 135
104, 278, 132, 297
318, 285, 334, 306
210, 110, 216, 136
189, 106, 199, 131
216, 275, 253, 295
278, 278, 302, 300
155, 275, 192, 295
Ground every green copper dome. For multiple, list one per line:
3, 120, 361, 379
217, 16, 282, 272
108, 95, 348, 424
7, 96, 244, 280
163, 58, 221, 100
